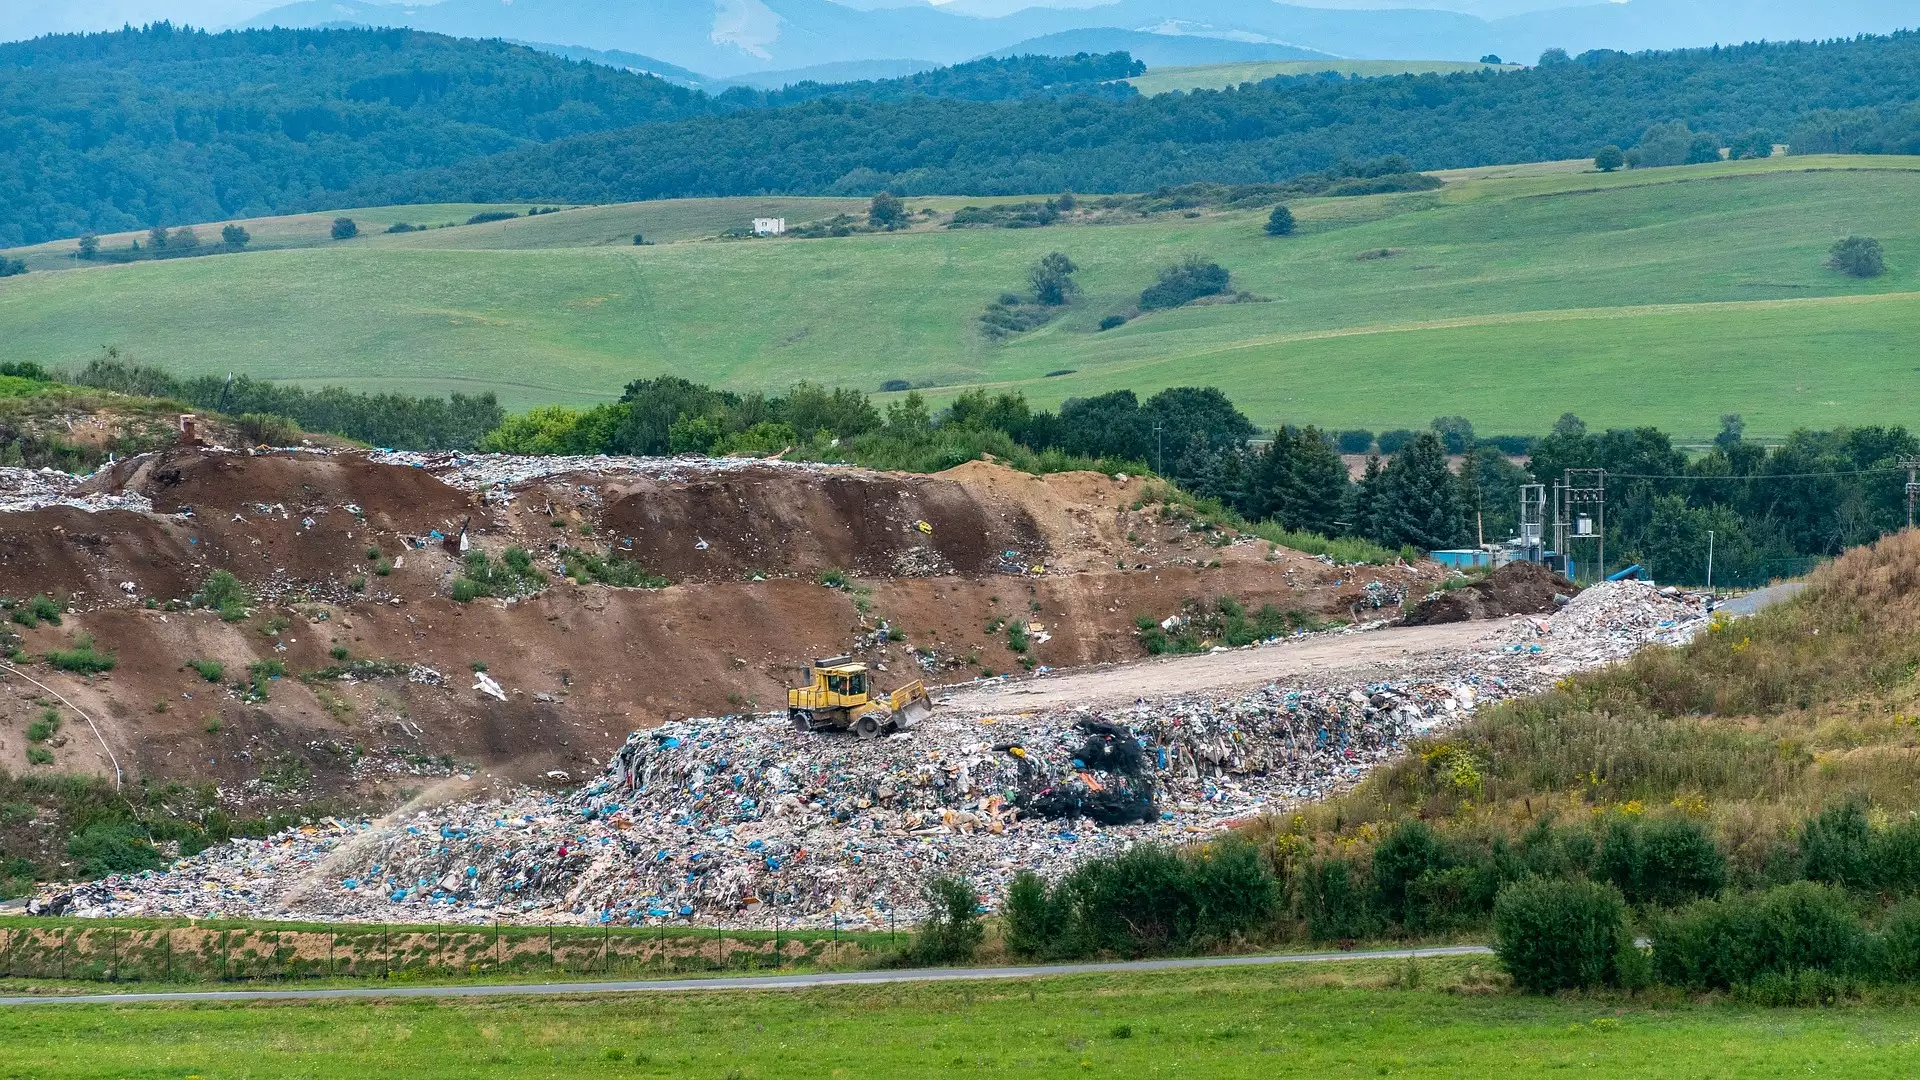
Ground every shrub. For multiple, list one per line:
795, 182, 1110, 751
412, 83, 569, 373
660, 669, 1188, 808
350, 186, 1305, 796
452, 547, 547, 601
1335, 429, 1374, 454
879, 379, 912, 392
187, 659, 224, 683
1880, 899, 1920, 982
1597, 815, 1726, 907
386, 222, 419, 233
1097, 315, 1127, 331
1264, 205, 1295, 236
1652, 882, 1864, 989
47, 633, 115, 673
1493, 877, 1630, 992
1139, 256, 1231, 310
330, 217, 358, 239
236, 413, 299, 446
1003, 870, 1064, 957
1828, 235, 1885, 277
10, 593, 64, 627
465, 211, 517, 225
25, 746, 53, 766
221, 224, 250, 246
194, 571, 252, 622
1186, 839, 1279, 941
1800, 802, 1875, 890
67, 822, 164, 878
902, 875, 983, 964
1594, 145, 1626, 172
1872, 817, 1920, 893
1376, 428, 1417, 455
26, 709, 59, 742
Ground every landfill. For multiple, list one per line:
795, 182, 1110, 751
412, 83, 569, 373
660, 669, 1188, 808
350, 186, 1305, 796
48, 581, 1710, 928
0, 466, 152, 514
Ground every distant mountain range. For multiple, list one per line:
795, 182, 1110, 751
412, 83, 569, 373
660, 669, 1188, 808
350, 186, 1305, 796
1, 0, 1914, 79
217, 0, 1918, 78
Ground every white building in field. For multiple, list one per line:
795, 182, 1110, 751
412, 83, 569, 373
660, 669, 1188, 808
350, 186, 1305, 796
752, 217, 787, 236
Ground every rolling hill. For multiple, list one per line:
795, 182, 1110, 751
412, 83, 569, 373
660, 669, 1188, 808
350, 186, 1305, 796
1127, 60, 1521, 96
1, 156, 1916, 440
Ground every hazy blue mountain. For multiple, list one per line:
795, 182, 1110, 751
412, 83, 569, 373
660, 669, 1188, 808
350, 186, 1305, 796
982, 29, 1333, 66
229, 0, 1920, 76
507, 40, 712, 88
714, 59, 942, 89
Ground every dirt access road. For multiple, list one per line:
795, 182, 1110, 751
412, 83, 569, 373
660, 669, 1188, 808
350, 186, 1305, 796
937, 619, 1516, 714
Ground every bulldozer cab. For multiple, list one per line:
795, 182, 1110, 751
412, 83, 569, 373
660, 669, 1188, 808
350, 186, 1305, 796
792, 657, 870, 710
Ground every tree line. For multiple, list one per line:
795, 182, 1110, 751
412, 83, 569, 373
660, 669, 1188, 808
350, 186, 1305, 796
9, 26, 1920, 246
376, 33, 1920, 207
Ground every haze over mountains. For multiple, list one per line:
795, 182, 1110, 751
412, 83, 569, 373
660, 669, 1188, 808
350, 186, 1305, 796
3, 0, 1916, 79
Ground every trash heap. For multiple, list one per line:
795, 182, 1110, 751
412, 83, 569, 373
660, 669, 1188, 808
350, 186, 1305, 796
1501, 579, 1709, 667
368, 451, 838, 492
52, 665, 1532, 928
0, 466, 152, 514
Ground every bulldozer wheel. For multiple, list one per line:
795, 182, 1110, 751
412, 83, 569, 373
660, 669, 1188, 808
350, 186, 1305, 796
789, 708, 812, 732
855, 715, 883, 740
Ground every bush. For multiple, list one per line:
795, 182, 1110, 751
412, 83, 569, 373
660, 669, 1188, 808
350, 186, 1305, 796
465, 211, 518, 225
879, 379, 912, 392
1596, 815, 1726, 907
1800, 802, 1875, 890
221, 224, 250, 246
194, 570, 252, 622
1376, 428, 1417, 455
1187, 839, 1279, 941
1264, 205, 1295, 236
1335, 429, 1374, 454
1872, 817, 1920, 893
1880, 899, 1920, 982
187, 658, 224, 683
1139, 256, 1231, 310
1304, 858, 1377, 940
1003, 870, 1064, 957
559, 548, 668, 588
68, 822, 164, 878
10, 593, 64, 628
235, 413, 299, 446
25, 746, 53, 766
1372, 820, 1451, 927
1493, 877, 1630, 992
26, 709, 59, 742
452, 547, 547, 601
1098, 314, 1127, 330
330, 217, 358, 239
1652, 882, 1864, 989
1828, 235, 1885, 278
46, 633, 115, 673
901, 875, 983, 965
386, 222, 419, 233
1594, 144, 1626, 172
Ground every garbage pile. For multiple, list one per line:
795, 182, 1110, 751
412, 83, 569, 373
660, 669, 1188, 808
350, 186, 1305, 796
0, 466, 152, 514
1404, 561, 1579, 626
51, 661, 1535, 929
369, 451, 838, 492
1500, 579, 1709, 667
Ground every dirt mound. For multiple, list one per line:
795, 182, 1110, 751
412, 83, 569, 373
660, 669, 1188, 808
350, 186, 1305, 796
592, 465, 1046, 583
0, 508, 200, 603
101, 448, 471, 530
1404, 561, 1578, 625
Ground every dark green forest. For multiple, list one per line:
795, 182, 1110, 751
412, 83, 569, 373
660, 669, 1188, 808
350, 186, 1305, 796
383, 32, 1920, 206
0, 27, 1140, 245
8, 26, 1920, 245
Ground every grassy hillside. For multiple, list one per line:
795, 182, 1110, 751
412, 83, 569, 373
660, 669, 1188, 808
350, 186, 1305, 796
2, 156, 1917, 437
1128, 59, 1518, 95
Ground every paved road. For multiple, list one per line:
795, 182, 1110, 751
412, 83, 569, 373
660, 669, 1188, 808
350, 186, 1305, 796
1716, 581, 1807, 618
0, 945, 1493, 1007
939, 620, 1512, 714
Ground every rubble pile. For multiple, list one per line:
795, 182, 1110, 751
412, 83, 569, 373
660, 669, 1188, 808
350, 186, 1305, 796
0, 466, 152, 514
368, 451, 832, 492
1404, 561, 1578, 626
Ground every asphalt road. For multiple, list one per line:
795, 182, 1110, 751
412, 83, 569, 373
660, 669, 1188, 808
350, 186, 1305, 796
0, 944, 1493, 1007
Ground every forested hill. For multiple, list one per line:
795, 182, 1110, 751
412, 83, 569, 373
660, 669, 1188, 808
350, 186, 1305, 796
0, 24, 719, 245
0, 27, 1146, 245
379, 33, 1920, 205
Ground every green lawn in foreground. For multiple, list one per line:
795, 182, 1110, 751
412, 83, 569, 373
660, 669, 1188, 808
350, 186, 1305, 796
1128, 59, 1518, 95
8, 960, 1920, 1078
1, 156, 1917, 437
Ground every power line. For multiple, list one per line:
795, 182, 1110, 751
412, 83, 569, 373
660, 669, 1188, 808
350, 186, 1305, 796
1603, 467, 1908, 481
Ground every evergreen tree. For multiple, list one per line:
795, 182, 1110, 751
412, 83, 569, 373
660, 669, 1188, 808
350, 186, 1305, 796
1265, 205, 1295, 236
1253, 426, 1349, 536
1343, 454, 1385, 542
1372, 433, 1466, 551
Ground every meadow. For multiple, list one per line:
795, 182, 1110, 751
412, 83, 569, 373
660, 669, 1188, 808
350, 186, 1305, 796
1127, 59, 1519, 95
1, 156, 1917, 438
8, 959, 1920, 1078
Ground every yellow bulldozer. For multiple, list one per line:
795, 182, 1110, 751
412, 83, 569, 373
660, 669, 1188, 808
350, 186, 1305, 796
787, 655, 934, 739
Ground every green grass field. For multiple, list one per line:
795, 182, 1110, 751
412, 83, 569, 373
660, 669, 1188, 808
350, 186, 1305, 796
1128, 59, 1518, 95
2, 155, 1917, 438
8, 960, 1920, 1078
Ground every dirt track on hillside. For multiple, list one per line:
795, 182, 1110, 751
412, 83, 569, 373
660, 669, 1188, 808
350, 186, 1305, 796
939, 620, 1514, 713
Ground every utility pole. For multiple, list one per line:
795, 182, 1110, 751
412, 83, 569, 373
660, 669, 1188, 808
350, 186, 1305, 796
1707, 530, 1715, 593
1902, 456, 1920, 529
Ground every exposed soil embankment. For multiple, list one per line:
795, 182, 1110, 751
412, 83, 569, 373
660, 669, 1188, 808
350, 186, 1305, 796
0, 448, 1438, 806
